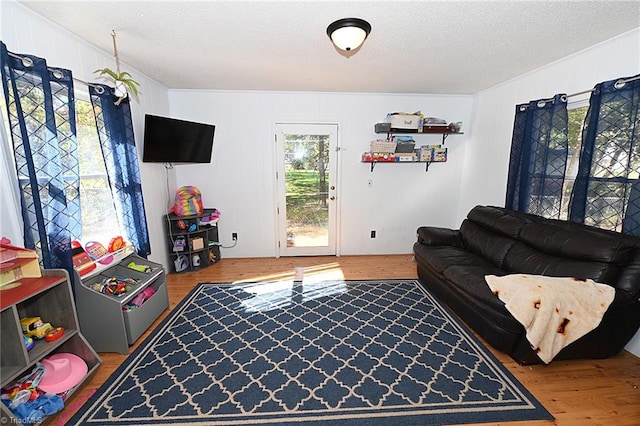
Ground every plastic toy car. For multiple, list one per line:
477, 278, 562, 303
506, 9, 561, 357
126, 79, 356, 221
23, 335, 34, 351
20, 317, 53, 339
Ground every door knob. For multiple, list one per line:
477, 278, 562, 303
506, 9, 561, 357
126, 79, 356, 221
330, 196, 336, 200
330, 186, 335, 190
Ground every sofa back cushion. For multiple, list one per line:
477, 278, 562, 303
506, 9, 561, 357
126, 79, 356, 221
460, 220, 518, 269
462, 205, 640, 302
503, 242, 622, 284
519, 221, 636, 265
466, 205, 532, 239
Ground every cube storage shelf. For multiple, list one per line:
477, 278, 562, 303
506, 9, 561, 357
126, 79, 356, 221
0, 269, 101, 423
74, 253, 169, 354
165, 208, 221, 273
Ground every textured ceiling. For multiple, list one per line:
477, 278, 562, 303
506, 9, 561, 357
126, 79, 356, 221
17, 1, 640, 94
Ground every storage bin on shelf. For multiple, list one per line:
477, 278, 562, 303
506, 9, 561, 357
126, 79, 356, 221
385, 113, 422, 130
370, 139, 396, 153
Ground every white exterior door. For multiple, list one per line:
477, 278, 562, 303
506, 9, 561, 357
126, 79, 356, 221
275, 123, 338, 256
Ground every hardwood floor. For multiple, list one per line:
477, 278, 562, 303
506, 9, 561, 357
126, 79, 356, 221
49, 255, 639, 425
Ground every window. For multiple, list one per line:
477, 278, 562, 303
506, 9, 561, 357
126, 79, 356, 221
560, 102, 589, 220
572, 87, 640, 233
75, 97, 121, 245
1, 88, 122, 249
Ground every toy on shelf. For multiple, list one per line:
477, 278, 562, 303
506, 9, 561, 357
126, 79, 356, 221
20, 317, 53, 340
172, 186, 203, 217
85, 241, 113, 265
173, 236, 186, 252
90, 276, 138, 296
174, 255, 189, 272
123, 286, 156, 311
199, 209, 220, 226
45, 327, 65, 342
176, 220, 197, 232
173, 235, 187, 251
108, 236, 126, 253
0, 240, 41, 288
127, 261, 152, 274
71, 241, 96, 276
23, 335, 34, 352
2, 364, 45, 410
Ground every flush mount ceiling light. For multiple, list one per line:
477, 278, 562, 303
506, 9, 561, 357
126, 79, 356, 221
326, 18, 371, 52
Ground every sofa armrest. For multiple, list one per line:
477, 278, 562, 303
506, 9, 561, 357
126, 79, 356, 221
416, 227, 463, 247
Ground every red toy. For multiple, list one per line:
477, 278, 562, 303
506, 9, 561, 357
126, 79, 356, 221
45, 326, 65, 342
108, 236, 126, 252
71, 241, 96, 275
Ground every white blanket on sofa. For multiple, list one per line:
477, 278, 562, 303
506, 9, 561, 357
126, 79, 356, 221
485, 274, 615, 364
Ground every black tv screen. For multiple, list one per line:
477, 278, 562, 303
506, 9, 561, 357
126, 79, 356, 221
142, 114, 215, 163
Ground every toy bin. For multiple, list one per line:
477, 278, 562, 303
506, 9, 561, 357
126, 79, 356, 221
123, 279, 168, 345
74, 254, 168, 354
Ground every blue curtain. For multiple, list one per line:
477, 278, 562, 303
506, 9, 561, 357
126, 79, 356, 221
89, 84, 151, 257
506, 94, 569, 218
0, 42, 79, 273
569, 74, 640, 236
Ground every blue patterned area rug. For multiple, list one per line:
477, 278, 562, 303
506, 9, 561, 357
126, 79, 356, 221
70, 279, 552, 425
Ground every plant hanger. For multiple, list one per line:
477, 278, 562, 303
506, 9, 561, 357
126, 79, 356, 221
94, 30, 140, 105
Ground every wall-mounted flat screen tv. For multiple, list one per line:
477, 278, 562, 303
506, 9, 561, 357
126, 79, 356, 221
142, 114, 215, 163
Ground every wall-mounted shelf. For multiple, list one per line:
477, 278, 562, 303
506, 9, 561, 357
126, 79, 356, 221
374, 123, 463, 145
362, 159, 441, 172
365, 123, 458, 173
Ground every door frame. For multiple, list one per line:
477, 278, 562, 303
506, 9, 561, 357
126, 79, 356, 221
274, 122, 341, 257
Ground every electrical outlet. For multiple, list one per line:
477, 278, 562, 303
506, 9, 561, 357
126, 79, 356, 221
232, 233, 238, 241
370, 230, 376, 238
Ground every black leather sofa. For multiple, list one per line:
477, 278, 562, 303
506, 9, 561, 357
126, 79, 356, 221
413, 205, 640, 365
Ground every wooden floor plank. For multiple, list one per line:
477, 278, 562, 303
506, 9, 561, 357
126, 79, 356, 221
46, 255, 640, 425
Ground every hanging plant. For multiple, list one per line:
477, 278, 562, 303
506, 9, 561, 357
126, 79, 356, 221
94, 30, 141, 105
93, 68, 140, 97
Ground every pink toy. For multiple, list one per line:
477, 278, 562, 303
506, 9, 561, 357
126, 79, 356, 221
129, 286, 156, 307
38, 353, 88, 394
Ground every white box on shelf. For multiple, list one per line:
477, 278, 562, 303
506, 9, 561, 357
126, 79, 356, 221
386, 114, 421, 130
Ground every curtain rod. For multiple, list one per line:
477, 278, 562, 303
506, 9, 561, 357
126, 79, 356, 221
6, 51, 103, 90
539, 74, 640, 104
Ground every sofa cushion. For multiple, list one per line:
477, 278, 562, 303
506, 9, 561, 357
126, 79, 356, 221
413, 244, 495, 275
467, 205, 533, 239
519, 221, 637, 265
460, 220, 519, 269
441, 265, 522, 333
503, 242, 621, 284
416, 227, 463, 247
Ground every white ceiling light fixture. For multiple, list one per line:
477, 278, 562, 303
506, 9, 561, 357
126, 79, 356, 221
326, 18, 371, 52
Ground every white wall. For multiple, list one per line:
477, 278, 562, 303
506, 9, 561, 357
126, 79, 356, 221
168, 90, 472, 258
0, 1, 173, 269
463, 28, 640, 356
